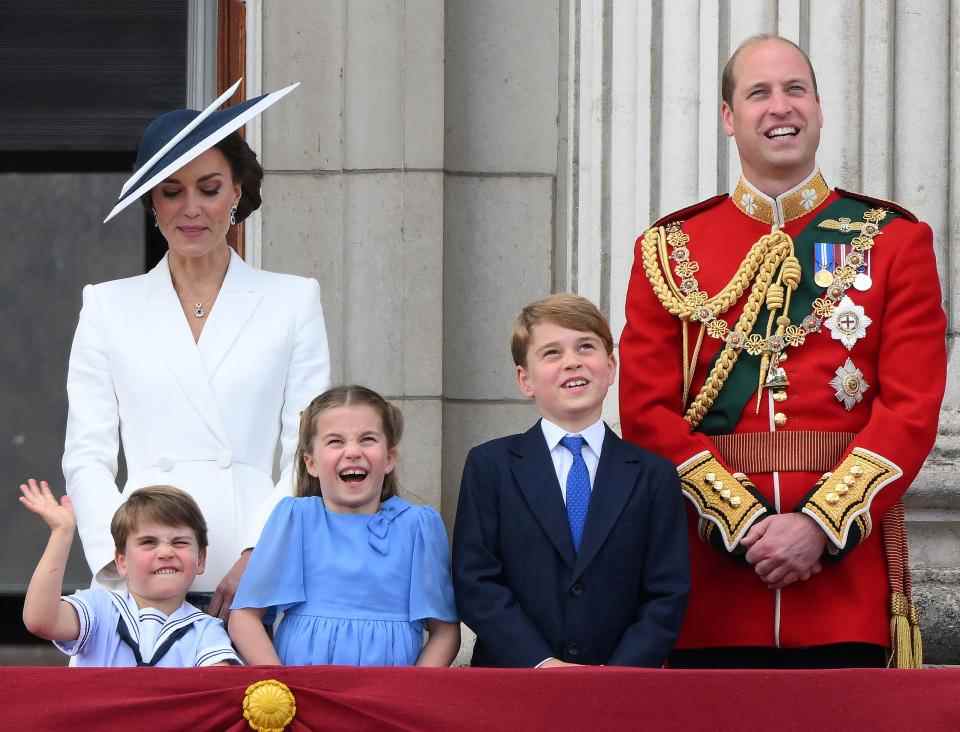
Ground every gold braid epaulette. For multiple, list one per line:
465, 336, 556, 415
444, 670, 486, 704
640, 226, 770, 318
641, 226, 793, 427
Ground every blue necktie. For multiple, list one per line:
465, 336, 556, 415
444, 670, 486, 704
560, 435, 591, 552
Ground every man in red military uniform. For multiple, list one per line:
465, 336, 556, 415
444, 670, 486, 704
620, 34, 947, 667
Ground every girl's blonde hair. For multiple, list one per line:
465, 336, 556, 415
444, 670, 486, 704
294, 385, 404, 500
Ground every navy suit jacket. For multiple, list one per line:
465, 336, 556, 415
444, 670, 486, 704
452, 421, 690, 667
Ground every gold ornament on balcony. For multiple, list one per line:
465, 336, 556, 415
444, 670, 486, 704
243, 679, 296, 732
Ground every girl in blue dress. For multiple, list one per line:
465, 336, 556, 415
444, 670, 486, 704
229, 385, 460, 666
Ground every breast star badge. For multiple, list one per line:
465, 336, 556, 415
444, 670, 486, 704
830, 358, 869, 410
824, 295, 872, 350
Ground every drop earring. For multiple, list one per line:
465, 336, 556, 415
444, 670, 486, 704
229, 204, 238, 226
151, 208, 159, 228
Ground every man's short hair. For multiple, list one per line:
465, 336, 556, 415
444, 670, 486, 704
511, 294, 614, 368
110, 485, 208, 554
721, 33, 819, 108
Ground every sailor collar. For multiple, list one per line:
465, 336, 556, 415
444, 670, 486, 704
111, 591, 206, 666
732, 168, 830, 228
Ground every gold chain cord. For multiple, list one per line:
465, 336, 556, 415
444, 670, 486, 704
641, 227, 794, 428
642, 226, 775, 318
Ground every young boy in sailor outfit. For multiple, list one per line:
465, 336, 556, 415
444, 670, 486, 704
20, 480, 239, 667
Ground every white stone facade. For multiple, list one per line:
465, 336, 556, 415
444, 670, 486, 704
246, 1, 959, 661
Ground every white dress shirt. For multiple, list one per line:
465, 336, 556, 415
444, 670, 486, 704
539, 417, 606, 502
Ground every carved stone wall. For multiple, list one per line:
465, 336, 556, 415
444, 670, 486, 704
251, 0, 959, 662
574, 0, 960, 662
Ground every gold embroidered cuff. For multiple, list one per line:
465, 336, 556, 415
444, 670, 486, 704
801, 447, 902, 550
677, 451, 769, 552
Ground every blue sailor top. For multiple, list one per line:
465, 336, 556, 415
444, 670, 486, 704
56, 589, 240, 667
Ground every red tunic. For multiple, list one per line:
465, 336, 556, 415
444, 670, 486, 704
619, 174, 946, 649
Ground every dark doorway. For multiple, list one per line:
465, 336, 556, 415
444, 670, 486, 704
0, 2, 189, 635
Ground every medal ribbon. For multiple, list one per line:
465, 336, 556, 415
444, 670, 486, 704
815, 243, 835, 282
697, 197, 898, 435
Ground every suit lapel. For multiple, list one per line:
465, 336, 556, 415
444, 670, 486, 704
572, 427, 637, 579
197, 250, 264, 378
510, 422, 576, 568
142, 256, 230, 445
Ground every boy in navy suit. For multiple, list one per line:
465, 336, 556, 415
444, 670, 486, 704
453, 294, 690, 667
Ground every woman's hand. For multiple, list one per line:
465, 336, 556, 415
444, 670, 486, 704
207, 549, 252, 619
19, 479, 76, 533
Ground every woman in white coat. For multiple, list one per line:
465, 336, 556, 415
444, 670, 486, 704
63, 81, 330, 618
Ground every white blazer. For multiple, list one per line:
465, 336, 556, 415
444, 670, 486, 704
62, 250, 330, 591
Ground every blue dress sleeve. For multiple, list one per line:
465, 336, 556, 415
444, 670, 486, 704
231, 497, 306, 614
408, 507, 458, 623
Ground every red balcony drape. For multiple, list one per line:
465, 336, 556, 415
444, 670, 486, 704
6, 665, 960, 731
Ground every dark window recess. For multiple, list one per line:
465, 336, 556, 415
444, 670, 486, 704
0, 0, 188, 152
0, 0, 187, 271
0, 595, 48, 644
0, 1, 187, 599
146, 209, 168, 270
0, 150, 135, 173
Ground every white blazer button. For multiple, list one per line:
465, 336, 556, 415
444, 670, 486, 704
217, 450, 233, 469
156, 457, 174, 472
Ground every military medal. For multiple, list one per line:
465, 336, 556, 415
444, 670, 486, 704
825, 295, 872, 350
830, 358, 869, 410
643, 202, 886, 429
764, 364, 789, 389
841, 241, 872, 292
852, 249, 872, 291
767, 362, 789, 407
815, 269, 834, 287
817, 213, 882, 293
814, 243, 835, 287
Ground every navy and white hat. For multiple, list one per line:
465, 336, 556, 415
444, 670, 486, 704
104, 79, 298, 223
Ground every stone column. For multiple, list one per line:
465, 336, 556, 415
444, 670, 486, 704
596, 0, 960, 661
440, 0, 561, 526
258, 0, 446, 508
896, 0, 959, 665
248, 0, 959, 662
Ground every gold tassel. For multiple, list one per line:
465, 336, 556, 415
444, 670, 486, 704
888, 592, 913, 668
909, 603, 923, 668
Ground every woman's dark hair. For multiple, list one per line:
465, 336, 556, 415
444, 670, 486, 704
139, 131, 264, 223
213, 131, 264, 222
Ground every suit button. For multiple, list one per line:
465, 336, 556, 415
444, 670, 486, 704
156, 457, 174, 472
570, 582, 584, 597
566, 643, 580, 658
217, 450, 232, 469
